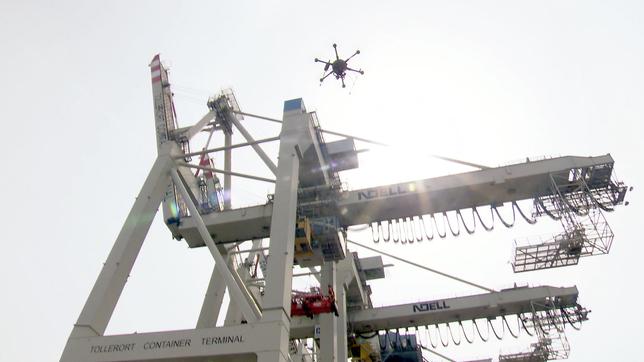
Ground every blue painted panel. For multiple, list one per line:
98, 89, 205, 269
284, 98, 305, 112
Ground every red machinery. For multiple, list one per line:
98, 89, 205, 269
291, 286, 339, 319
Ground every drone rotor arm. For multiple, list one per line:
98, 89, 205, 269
333, 43, 340, 60
345, 50, 361, 63
346, 67, 365, 75
320, 70, 335, 83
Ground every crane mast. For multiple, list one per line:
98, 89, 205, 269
150, 54, 185, 226
150, 54, 178, 151
61, 55, 630, 362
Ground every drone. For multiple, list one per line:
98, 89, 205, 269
315, 43, 364, 88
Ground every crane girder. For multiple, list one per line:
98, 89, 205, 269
59, 286, 578, 361
174, 155, 616, 247
289, 285, 579, 339
336, 154, 615, 226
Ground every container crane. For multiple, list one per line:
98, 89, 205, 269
60, 55, 629, 362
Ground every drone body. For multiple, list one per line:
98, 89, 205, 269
315, 43, 364, 88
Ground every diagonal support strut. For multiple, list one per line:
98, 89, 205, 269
170, 167, 261, 322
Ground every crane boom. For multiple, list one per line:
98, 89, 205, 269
338, 155, 616, 225
60, 285, 579, 361
291, 285, 579, 338
172, 155, 622, 247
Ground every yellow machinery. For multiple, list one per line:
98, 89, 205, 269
294, 216, 326, 266
295, 217, 314, 258
349, 340, 374, 362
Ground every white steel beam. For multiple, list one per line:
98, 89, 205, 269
179, 162, 276, 184
336, 285, 348, 362
196, 260, 228, 329
63, 154, 175, 344
178, 135, 281, 159
182, 110, 216, 141
60, 322, 285, 362
225, 239, 264, 326
257, 101, 307, 362
319, 261, 338, 362
338, 154, 616, 226
289, 285, 579, 339
224, 132, 232, 210
150, 55, 182, 228
177, 203, 273, 248
224, 259, 248, 326
64, 286, 579, 361
174, 155, 618, 246
337, 256, 367, 308
230, 116, 278, 175
334, 257, 356, 362
241, 239, 265, 260
233, 110, 283, 124
261, 112, 302, 319
170, 168, 261, 323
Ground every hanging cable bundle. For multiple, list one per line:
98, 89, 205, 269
513, 201, 537, 224
458, 320, 475, 344
425, 325, 437, 349
473, 319, 489, 342
407, 217, 423, 243
444, 212, 461, 237
502, 315, 520, 338
488, 318, 505, 340
560, 307, 584, 330
398, 220, 407, 244
392, 220, 401, 243
369, 202, 538, 244
419, 215, 434, 241
382, 221, 391, 242
432, 214, 448, 238
519, 314, 535, 337
355, 311, 578, 356
446, 323, 461, 345
370, 222, 381, 243
436, 324, 449, 347
456, 209, 476, 234
493, 205, 516, 228
474, 206, 495, 231
535, 197, 562, 220
559, 192, 590, 217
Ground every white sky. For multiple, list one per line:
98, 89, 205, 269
1, 1, 643, 361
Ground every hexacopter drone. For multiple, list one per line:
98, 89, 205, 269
315, 43, 364, 88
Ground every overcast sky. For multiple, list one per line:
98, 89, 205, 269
1, 1, 643, 361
